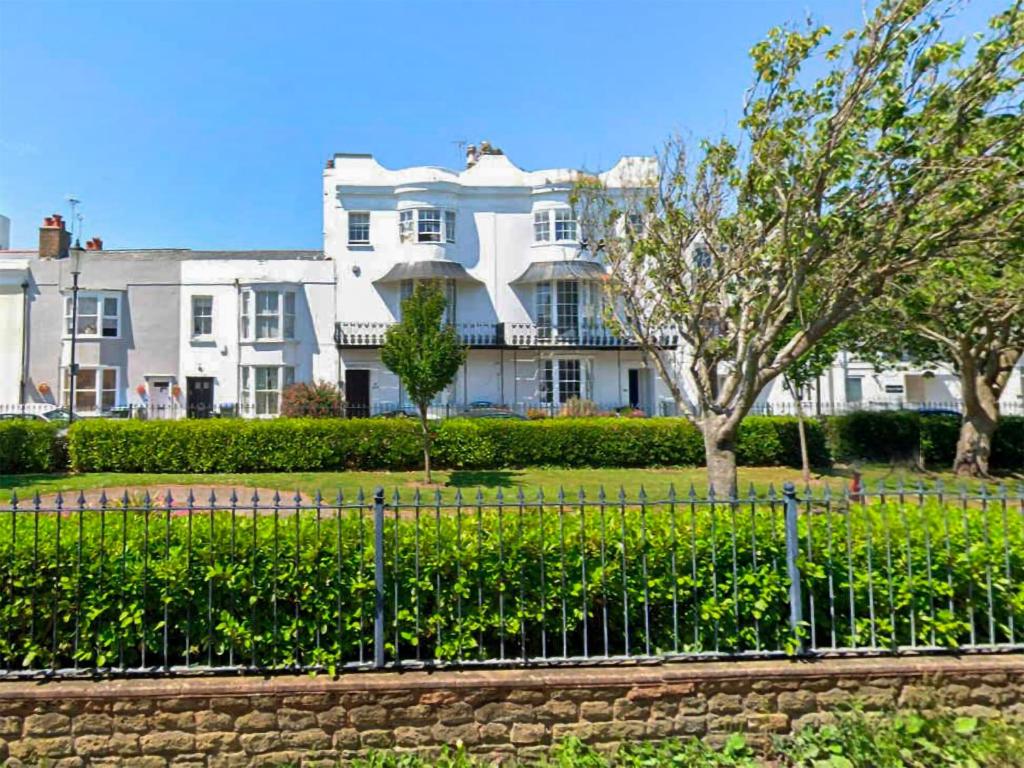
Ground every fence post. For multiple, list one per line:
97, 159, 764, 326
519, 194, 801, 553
373, 486, 386, 669
782, 481, 805, 652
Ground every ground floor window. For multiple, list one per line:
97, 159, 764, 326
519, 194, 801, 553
62, 366, 118, 413
539, 358, 591, 405
845, 376, 863, 403
240, 365, 295, 415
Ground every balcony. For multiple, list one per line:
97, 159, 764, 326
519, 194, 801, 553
335, 321, 680, 349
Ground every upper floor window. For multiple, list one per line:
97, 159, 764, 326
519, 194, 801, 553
533, 208, 577, 243
191, 295, 213, 338
348, 212, 370, 244
626, 213, 645, 238
240, 288, 296, 341
64, 292, 120, 338
400, 278, 457, 324
398, 208, 456, 244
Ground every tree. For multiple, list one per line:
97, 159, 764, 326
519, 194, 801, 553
574, 0, 1023, 494
380, 284, 466, 482
281, 380, 344, 418
852, 244, 1024, 477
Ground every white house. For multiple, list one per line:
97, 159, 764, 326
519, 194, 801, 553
324, 145, 679, 416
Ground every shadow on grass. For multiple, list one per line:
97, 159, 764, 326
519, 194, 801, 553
446, 470, 522, 489
0, 473, 74, 490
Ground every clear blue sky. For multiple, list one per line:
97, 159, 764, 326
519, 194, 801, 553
0, 0, 1001, 250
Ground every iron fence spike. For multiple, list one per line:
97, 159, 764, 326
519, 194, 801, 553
187, 489, 195, 505
33, 490, 41, 506
578, 487, 586, 501
9, 490, 17, 507
557, 486, 565, 503
767, 483, 776, 501
357, 488, 365, 504
142, 490, 150, 506
618, 486, 626, 502
164, 489, 173, 506
55, 490, 63, 507
747, 482, 757, 500
209, 488, 217, 505
667, 483, 676, 502
77, 490, 86, 507
252, 489, 260, 504
272, 490, 281, 505
708, 484, 716, 501
598, 486, 607, 502
229, 488, 238, 504
121, 489, 130, 506
98, 489, 108, 507
454, 488, 463, 505
475, 488, 484, 503
293, 490, 302, 505
314, 489, 322, 505
516, 487, 525, 503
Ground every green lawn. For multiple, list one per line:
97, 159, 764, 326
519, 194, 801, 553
2, 463, 1017, 504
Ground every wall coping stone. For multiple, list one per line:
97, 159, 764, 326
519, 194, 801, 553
1, 654, 1021, 702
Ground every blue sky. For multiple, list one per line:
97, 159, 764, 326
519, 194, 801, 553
0, 0, 1001, 250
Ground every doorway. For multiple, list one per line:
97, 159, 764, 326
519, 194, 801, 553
186, 377, 214, 419
345, 369, 371, 418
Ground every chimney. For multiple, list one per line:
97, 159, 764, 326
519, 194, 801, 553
85, 237, 103, 251
38, 213, 71, 259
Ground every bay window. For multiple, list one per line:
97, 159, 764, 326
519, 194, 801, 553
533, 211, 551, 242
63, 366, 118, 412
554, 209, 577, 242
64, 292, 120, 338
398, 208, 457, 244
400, 278, 457, 323
532, 208, 577, 243
240, 288, 297, 341
240, 365, 295, 416
536, 279, 600, 338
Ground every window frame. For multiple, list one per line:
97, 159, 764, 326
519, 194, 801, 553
553, 208, 578, 243
62, 365, 119, 414
191, 295, 213, 338
347, 211, 371, 244
64, 291, 121, 339
398, 208, 457, 244
533, 211, 551, 242
241, 364, 296, 416
538, 358, 591, 406
240, 287, 298, 342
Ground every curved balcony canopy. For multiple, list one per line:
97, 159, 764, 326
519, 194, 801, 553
373, 260, 482, 284
510, 259, 607, 285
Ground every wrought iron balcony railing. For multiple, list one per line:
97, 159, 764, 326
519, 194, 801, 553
335, 321, 680, 349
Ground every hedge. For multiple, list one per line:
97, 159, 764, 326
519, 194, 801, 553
0, 421, 63, 474
0, 497, 1017, 671
66, 416, 830, 473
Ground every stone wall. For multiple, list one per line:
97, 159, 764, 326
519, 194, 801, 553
1, 655, 1021, 766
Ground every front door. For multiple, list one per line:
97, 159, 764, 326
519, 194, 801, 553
345, 370, 371, 418
186, 377, 214, 418
628, 369, 641, 409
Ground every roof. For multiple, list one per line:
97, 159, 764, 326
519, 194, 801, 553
510, 260, 607, 284
0, 249, 326, 262
373, 260, 482, 284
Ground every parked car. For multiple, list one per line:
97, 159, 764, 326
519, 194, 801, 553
916, 407, 962, 418
40, 407, 82, 426
458, 407, 527, 420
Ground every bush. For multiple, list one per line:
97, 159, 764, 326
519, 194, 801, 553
280, 380, 343, 418
68, 417, 829, 473
826, 410, 921, 463
0, 420, 61, 473
920, 413, 960, 468
0, 497, 1018, 671
993, 416, 1024, 471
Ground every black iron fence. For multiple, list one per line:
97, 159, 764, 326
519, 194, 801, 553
0, 481, 1021, 678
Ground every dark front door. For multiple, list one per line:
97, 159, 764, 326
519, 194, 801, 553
345, 370, 370, 418
186, 377, 214, 418
628, 369, 640, 409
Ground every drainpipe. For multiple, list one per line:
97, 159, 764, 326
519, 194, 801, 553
235, 278, 242, 415
19, 280, 29, 412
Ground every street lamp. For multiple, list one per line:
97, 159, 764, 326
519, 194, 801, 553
68, 242, 84, 425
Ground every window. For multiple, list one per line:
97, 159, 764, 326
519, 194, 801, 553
398, 208, 456, 244
348, 212, 370, 244
534, 211, 551, 242
626, 213, 645, 238
845, 376, 863, 403
554, 209, 577, 242
539, 359, 590, 405
399, 210, 415, 242
417, 209, 442, 242
556, 280, 579, 336
693, 245, 713, 268
241, 288, 297, 341
445, 210, 456, 243
242, 365, 295, 416
64, 292, 120, 338
63, 366, 117, 412
191, 296, 213, 337
536, 282, 552, 338
399, 279, 457, 324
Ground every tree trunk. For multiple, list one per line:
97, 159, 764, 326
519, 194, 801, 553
794, 395, 812, 486
702, 415, 738, 497
954, 377, 998, 477
419, 404, 432, 484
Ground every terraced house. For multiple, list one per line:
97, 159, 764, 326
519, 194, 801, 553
0, 145, 1021, 418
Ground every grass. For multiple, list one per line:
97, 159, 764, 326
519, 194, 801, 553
2, 463, 1017, 504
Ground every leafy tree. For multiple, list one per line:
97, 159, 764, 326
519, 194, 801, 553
380, 283, 466, 481
574, 0, 1023, 493
281, 380, 343, 418
852, 243, 1024, 477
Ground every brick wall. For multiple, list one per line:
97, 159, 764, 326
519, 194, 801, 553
0, 655, 1021, 766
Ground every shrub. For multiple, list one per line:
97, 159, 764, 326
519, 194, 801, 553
0, 497, 1017, 671
993, 416, 1024, 471
826, 410, 921, 463
920, 413, 960, 468
0, 420, 61, 473
280, 380, 343, 418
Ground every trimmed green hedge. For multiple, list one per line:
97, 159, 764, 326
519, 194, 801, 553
67, 416, 830, 473
0, 421, 63, 473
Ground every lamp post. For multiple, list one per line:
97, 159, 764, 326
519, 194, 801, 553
68, 242, 83, 425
